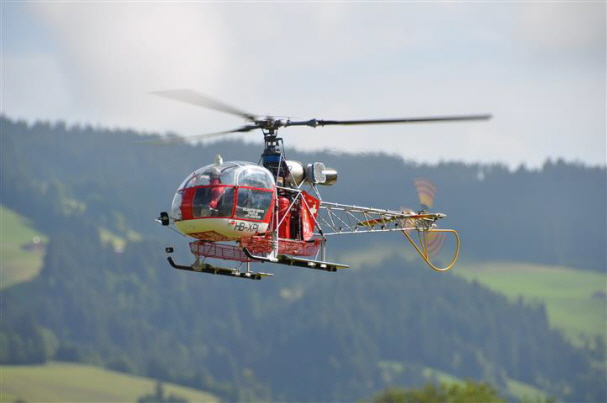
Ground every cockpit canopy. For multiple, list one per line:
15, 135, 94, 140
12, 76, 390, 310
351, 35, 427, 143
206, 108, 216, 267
171, 161, 276, 224
178, 161, 275, 190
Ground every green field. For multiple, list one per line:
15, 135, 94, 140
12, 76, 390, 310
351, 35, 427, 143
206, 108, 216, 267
341, 244, 607, 347
454, 261, 607, 346
0, 362, 218, 403
0, 205, 48, 289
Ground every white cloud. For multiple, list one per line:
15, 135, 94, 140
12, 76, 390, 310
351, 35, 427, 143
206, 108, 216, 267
2, 54, 72, 119
518, 3, 605, 52
29, 3, 231, 129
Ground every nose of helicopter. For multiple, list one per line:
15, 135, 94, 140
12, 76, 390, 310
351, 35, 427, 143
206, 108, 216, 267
169, 160, 276, 241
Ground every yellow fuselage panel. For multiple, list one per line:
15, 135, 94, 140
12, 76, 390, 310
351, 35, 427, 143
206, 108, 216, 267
175, 218, 268, 241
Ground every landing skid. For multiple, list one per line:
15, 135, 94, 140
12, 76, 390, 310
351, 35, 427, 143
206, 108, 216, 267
275, 255, 349, 272
164, 243, 348, 280
242, 248, 349, 272
167, 257, 273, 280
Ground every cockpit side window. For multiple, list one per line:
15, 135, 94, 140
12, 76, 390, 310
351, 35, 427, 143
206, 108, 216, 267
192, 186, 234, 218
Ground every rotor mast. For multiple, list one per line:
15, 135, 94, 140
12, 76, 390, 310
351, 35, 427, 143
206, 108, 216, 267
260, 124, 291, 182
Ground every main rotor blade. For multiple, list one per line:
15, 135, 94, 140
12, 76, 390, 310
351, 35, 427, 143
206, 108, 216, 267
186, 125, 261, 141
136, 125, 260, 145
310, 114, 492, 127
151, 89, 257, 121
286, 115, 492, 128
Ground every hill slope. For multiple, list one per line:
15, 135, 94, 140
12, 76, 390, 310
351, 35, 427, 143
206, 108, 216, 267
3, 233, 604, 401
455, 261, 607, 346
0, 205, 47, 289
1, 362, 218, 403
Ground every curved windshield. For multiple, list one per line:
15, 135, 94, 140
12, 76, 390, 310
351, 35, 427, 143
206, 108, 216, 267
219, 165, 238, 185
171, 191, 183, 220
179, 161, 274, 190
236, 166, 274, 189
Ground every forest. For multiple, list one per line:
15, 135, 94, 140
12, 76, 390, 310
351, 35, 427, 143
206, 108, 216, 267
1, 116, 605, 402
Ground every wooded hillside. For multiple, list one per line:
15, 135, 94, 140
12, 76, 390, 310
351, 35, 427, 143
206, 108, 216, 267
1, 117, 605, 401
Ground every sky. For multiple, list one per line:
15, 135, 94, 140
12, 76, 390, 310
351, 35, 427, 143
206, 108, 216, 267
2, 2, 605, 169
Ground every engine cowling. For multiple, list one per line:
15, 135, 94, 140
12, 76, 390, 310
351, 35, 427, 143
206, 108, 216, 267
286, 161, 337, 186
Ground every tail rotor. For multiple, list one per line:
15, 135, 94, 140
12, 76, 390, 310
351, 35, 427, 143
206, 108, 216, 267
413, 178, 436, 211
412, 178, 445, 258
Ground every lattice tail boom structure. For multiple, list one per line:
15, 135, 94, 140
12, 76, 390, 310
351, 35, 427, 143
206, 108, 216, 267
317, 201, 460, 271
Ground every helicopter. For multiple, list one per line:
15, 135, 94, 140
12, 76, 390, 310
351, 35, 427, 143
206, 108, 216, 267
154, 89, 491, 280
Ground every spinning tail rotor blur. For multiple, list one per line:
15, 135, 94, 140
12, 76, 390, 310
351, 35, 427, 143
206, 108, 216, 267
401, 178, 458, 271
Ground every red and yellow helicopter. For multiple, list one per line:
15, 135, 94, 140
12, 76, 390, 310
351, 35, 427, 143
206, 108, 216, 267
154, 90, 491, 280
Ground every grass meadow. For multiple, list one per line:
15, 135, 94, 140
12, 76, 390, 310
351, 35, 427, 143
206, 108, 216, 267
455, 261, 607, 346
0, 362, 218, 403
0, 205, 47, 289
